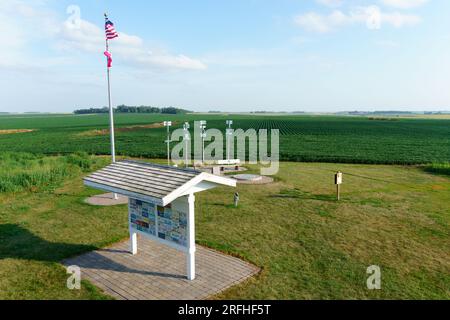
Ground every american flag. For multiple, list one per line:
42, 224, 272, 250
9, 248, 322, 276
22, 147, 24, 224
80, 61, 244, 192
105, 18, 118, 40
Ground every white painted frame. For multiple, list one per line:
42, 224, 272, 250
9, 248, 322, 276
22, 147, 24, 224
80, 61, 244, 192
128, 194, 197, 280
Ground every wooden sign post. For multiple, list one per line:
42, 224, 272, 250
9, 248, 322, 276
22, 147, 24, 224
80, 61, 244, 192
335, 171, 343, 201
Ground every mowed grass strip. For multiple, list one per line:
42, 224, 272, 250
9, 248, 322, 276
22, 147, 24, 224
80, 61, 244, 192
0, 154, 449, 299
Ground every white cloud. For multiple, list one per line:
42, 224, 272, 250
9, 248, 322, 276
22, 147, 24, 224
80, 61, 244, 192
57, 19, 143, 54
201, 49, 284, 68
294, 6, 421, 33
0, 0, 206, 72
294, 10, 348, 33
381, 0, 429, 9
0, 1, 44, 70
316, 0, 343, 7
381, 11, 422, 27
57, 18, 206, 71
132, 53, 207, 70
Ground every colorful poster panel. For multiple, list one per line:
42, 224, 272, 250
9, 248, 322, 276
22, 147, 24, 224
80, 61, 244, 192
129, 198, 156, 236
157, 204, 188, 247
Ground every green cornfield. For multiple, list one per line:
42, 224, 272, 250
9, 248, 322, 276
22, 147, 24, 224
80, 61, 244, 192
0, 113, 449, 164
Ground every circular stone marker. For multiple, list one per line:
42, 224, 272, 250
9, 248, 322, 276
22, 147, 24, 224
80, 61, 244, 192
85, 193, 129, 206
232, 174, 274, 185
222, 166, 248, 173
233, 174, 263, 182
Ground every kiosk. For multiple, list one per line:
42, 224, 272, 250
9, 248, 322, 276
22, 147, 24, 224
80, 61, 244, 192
84, 160, 236, 280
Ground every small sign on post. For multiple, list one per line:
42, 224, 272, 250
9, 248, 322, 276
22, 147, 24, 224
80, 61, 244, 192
335, 171, 343, 201
234, 192, 240, 207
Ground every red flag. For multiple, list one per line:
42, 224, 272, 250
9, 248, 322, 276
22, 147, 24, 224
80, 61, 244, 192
104, 51, 112, 68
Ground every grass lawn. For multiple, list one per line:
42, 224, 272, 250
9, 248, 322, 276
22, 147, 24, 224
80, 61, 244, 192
0, 155, 449, 299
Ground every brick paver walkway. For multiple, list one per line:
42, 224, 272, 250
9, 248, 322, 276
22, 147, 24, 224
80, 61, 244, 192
63, 236, 259, 300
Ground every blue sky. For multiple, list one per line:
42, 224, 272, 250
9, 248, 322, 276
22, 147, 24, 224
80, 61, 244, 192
1, 0, 449, 113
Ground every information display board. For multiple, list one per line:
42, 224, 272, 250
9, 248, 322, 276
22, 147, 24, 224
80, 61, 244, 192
129, 199, 156, 236
157, 204, 188, 247
129, 198, 188, 248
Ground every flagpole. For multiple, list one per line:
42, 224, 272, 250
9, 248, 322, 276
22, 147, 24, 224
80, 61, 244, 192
105, 13, 118, 200
106, 40, 116, 163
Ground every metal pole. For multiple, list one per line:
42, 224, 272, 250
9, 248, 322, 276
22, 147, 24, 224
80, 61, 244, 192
225, 121, 232, 161
226, 132, 229, 161
106, 40, 116, 163
226, 128, 230, 161
199, 121, 206, 166
106, 35, 118, 200
202, 135, 205, 164
184, 123, 189, 168
185, 137, 188, 168
167, 125, 170, 166
337, 184, 340, 201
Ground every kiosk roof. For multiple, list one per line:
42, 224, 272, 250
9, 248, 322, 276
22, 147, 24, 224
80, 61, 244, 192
84, 160, 236, 206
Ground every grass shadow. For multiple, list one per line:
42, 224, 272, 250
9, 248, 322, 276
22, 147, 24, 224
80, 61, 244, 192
0, 224, 97, 262
210, 202, 239, 209
422, 164, 450, 178
0, 224, 186, 280
271, 188, 337, 202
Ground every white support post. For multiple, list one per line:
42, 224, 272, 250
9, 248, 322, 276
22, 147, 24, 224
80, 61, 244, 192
127, 200, 137, 255
130, 229, 137, 255
186, 193, 196, 280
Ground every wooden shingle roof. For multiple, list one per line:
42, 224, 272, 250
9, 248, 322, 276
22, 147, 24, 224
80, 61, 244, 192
84, 160, 236, 205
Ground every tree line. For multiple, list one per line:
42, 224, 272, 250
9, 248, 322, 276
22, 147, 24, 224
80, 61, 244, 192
74, 105, 191, 115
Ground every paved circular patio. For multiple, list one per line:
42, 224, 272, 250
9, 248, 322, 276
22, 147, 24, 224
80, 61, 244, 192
84, 193, 129, 206
233, 174, 274, 185
63, 236, 259, 300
